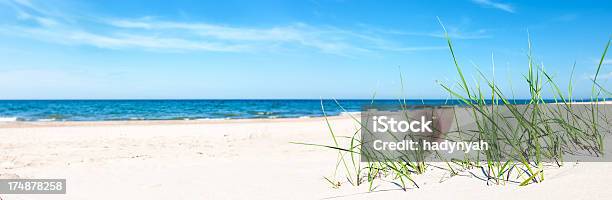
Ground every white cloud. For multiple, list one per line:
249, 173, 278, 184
426, 29, 490, 39
471, 0, 515, 13
106, 20, 372, 54
357, 24, 491, 40
0, 0, 455, 55
590, 71, 612, 81
12, 27, 249, 52
16, 10, 58, 27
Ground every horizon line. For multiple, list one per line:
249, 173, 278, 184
0, 98, 603, 101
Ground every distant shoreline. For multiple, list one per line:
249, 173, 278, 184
1, 100, 609, 126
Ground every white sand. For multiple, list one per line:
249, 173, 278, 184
1, 115, 611, 200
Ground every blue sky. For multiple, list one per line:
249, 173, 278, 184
0, 0, 610, 99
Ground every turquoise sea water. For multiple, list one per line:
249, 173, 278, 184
0, 99, 576, 121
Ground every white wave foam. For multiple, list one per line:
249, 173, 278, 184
195, 118, 227, 121
340, 112, 361, 117
0, 117, 18, 122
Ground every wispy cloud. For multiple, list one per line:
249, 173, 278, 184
587, 59, 612, 80
0, 0, 453, 56
471, 0, 515, 13
425, 29, 490, 39
8, 27, 250, 52
589, 71, 612, 81
357, 23, 492, 40
104, 19, 377, 54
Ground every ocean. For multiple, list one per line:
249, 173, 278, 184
0, 99, 571, 121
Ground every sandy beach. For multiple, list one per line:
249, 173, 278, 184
1, 113, 611, 200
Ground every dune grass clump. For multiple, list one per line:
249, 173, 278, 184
300, 25, 611, 190
436, 28, 611, 186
